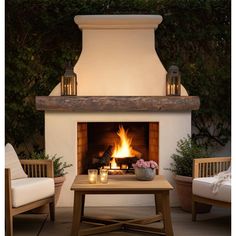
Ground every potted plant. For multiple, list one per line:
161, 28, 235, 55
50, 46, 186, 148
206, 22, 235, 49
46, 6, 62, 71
30, 152, 72, 205
132, 159, 158, 181
168, 135, 211, 213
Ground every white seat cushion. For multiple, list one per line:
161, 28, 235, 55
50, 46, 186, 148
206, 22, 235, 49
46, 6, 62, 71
11, 178, 55, 207
5, 143, 27, 180
193, 177, 231, 203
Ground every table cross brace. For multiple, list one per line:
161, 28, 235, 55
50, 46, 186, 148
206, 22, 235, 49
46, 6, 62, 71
79, 215, 165, 235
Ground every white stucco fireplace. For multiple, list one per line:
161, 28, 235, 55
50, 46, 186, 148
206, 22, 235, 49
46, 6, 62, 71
36, 15, 199, 207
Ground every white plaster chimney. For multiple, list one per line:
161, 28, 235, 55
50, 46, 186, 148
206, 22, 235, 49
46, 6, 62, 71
73, 15, 170, 96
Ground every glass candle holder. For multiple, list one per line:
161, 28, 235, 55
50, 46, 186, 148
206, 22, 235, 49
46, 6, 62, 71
88, 169, 98, 184
100, 169, 108, 184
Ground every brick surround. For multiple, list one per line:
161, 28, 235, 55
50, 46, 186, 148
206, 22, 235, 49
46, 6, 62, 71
77, 123, 88, 174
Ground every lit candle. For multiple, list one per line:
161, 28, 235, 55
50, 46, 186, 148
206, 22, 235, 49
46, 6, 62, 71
171, 84, 175, 95
167, 84, 171, 95
100, 169, 108, 184
88, 169, 98, 184
69, 81, 72, 95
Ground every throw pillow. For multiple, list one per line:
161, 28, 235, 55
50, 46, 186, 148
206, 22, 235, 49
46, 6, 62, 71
5, 143, 27, 180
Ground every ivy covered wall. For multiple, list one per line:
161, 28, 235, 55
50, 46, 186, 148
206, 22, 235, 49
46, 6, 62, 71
5, 0, 230, 156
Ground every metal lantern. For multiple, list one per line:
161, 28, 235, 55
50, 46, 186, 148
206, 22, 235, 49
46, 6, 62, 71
61, 64, 77, 96
166, 65, 181, 96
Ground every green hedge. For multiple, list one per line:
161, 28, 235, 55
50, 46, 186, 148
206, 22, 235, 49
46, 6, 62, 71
5, 0, 230, 156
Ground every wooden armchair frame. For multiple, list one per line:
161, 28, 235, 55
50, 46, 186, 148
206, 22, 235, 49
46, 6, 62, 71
192, 157, 231, 221
5, 160, 55, 236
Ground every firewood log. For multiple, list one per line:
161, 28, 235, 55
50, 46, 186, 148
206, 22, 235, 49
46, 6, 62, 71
98, 145, 113, 166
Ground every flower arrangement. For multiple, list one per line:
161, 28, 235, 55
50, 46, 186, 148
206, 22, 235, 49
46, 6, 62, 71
133, 159, 158, 181
132, 159, 158, 169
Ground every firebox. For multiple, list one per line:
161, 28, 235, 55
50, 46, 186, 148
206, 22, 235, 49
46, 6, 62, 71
77, 122, 159, 174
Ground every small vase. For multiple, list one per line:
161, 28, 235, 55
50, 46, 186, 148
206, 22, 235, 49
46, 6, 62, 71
135, 167, 156, 181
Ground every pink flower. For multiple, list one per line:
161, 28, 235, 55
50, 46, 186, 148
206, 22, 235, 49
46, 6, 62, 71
145, 161, 151, 168
137, 162, 142, 168
150, 163, 156, 168
133, 159, 158, 169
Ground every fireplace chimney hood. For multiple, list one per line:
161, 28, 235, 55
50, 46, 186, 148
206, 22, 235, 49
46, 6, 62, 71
73, 15, 172, 96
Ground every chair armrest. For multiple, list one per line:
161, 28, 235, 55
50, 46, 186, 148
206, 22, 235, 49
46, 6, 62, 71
193, 157, 231, 178
20, 160, 54, 178
5, 168, 12, 214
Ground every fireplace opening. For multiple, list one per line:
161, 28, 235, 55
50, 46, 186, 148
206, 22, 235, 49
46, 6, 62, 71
77, 122, 159, 174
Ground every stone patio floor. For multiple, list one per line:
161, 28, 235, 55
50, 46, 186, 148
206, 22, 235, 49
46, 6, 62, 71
13, 206, 231, 236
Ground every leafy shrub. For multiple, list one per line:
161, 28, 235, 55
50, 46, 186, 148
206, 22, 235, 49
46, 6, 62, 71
168, 135, 208, 177
31, 152, 72, 177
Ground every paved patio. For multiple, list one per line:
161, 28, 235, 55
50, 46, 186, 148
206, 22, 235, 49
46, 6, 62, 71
13, 206, 230, 236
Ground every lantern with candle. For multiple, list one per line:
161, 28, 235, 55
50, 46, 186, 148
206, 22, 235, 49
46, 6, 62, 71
166, 65, 181, 96
61, 63, 77, 96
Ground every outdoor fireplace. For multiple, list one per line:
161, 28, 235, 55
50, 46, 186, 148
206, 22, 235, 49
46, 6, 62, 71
36, 15, 199, 207
77, 122, 159, 174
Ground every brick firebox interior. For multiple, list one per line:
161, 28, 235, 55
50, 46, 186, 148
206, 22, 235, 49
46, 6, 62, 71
77, 122, 159, 174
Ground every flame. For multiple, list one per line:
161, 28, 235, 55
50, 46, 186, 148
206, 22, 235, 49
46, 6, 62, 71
112, 125, 134, 158
110, 157, 120, 169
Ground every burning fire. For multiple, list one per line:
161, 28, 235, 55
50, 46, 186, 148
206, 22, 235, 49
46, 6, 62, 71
112, 125, 135, 158
110, 157, 120, 169
108, 125, 141, 170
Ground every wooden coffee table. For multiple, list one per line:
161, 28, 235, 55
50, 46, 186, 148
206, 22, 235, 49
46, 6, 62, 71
71, 175, 174, 236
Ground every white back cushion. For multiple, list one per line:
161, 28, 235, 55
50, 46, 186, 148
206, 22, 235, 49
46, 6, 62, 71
5, 143, 27, 180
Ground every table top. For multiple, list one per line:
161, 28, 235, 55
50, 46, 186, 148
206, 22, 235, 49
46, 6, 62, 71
71, 175, 173, 193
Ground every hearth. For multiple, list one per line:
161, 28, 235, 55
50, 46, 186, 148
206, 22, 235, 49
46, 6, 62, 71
77, 122, 159, 174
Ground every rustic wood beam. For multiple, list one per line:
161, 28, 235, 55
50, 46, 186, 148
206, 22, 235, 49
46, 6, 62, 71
35, 96, 200, 112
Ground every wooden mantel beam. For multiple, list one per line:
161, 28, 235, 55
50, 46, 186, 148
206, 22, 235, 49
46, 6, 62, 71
35, 96, 200, 112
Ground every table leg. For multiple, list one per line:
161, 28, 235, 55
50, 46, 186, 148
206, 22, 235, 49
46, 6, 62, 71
154, 193, 161, 214
81, 194, 85, 219
159, 191, 173, 236
71, 191, 83, 236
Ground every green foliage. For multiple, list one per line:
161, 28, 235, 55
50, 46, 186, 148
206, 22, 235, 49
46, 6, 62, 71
168, 135, 208, 177
31, 152, 72, 177
5, 0, 82, 153
156, 0, 231, 147
5, 0, 230, 155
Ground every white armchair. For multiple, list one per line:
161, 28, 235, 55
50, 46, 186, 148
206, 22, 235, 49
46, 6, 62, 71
5, 144, 55, 236
192, 157, 231, 221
